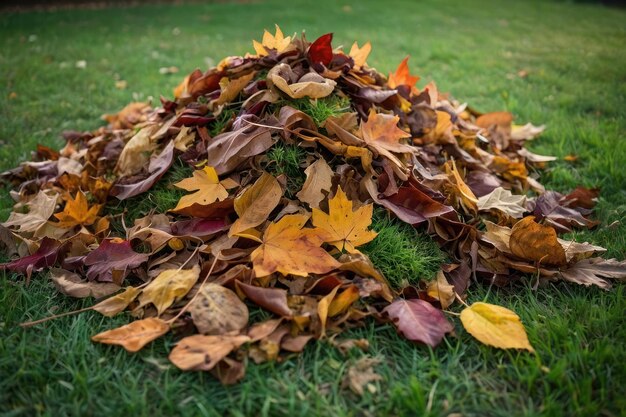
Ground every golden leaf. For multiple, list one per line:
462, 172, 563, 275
312, 186, 377, 253
510, 216, 567, 266
137, 265, 201, 315
54, 191, 102, 228
230, 172, 282, 236
250, 214, 340, 277
426, 271, 455, 309
92, 286, 142, 317
91, 317, 169, 353
460, 302, 534, 352
349, 41, 372, 69
253, 24, 292, 56
387, 56, 420, 90
171, 166, 236, 214
169, 334, 250, 371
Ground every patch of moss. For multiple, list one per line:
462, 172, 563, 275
361, 209, 445, 289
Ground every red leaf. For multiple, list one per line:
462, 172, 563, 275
383, 299, 453, 347
1, 237, 67, 278
308, 33, 333, 66
84, 239, 149, 283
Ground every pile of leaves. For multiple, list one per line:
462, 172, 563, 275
2, 26, 625, 385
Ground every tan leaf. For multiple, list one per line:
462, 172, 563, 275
252, 24, 292, 56
50, 268, 120, 299
317, 284, 340, 336
349, 41, 372, 69
312, 186, 377, 253
510, 216, 566, 266
443, 160, 478, 214
460, 302, 534, 352
558, 257, 626, 290
229, 172, 282, 236
477, 187, 527, 218
169, 334, 250, 371
137, 265, 201, 315
92, 286, 142, 317
91, 317, 169, 352
213, 72, 255, 107
268, 64, 336, 99
2, 190, 58, 234
114, 125, 158, 177
342, 356, 383, 396
190, 284, 249, 335
296, 158, 333, 209
249, 214, 340, 277
426, 270, 455, 309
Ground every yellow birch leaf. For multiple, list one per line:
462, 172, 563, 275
92, 286, 142, 317
91, 317, 169, 352
137, 265, 201, 315
460, 302, 535, 352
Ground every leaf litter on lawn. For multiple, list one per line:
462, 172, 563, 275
1, 25, 625, 385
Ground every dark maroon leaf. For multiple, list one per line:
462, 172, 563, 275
383, 298, 453, 347
1, 237, 67, 278
84, 239, 149, 283
307, 33, 333, 66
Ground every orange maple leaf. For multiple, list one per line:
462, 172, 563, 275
312, 186, 377, 253
54, 191, 102, 228
388, 56, 420, 90
248, 214, 340, 277
359, 109, 414, 167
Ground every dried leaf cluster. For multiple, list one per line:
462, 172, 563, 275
2, 26, 624, 385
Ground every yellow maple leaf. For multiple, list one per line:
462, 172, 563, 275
250, 214, 340, 277
349, 41, 372, 69
54, 191, 102, 228
388, 56, 420, 90
312, 186, 377, 253
253, 24, 292, 57
91, 317, 169, 352
171, 166, 237, 213
136, 265, 201, 315
460, 302, 535, 352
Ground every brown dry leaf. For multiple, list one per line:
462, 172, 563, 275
92, 286, 142, 317
172, 126, 196, 152
102, 102, 149, 129
2, 190, 58, 234
510, 216, 567, 266
360, 109, 414, 166
169, 334, 250, 371
229, 172, 282, 236
558, 257, 626, 290
114, 125, 158, 177
91, 317, 169, 352
53, 191, 102, 228
249, 214, 340, 277
312, 186, 377, 253
460, 302, 534, 352
253, 24, 292, 56
342, 356, 383, 396
190, 283, 249, 335
136, 265, 201, 315
296, 158, 333, 209
50, 268, 120, 299
171, 166, 236, 213
426, 270, 455, 309
476, 111, 513, 129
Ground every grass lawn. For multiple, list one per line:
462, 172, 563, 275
1, 0, 625, 416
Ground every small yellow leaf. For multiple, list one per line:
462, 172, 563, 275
92, 286, 142, 317
253, 24, 292, 56
349, 41, 372, 70
172, 166, 232, 213
54, 191, 102, 228
460, 302, 534, 352
137, 265, 201, 315
91, 317, 169, 352
426, 271, 455, 309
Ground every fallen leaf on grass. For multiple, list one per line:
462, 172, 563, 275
92, 286, 142, 317
2, 190, 57, 234
137, 265, 201, 315
426, 271, 455, 309
383, 298, 453, 347
460, 302, 534, 352
477, 187, 527, 218
171, 166, 237, 213
169, 334, 250, 371
342, 356, 383, 396
84, 239, 149, 284
50, 268, 120, 299
190, 283, 249, 334
510, 216, 566, 266
92, 317, 169, 353
53, 191, 102, 228
230, 172, 282, 236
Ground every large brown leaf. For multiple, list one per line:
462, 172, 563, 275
509, 216, 566, 266
168, 334, 250, 371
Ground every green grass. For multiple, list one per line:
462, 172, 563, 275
1, 0, 625, 416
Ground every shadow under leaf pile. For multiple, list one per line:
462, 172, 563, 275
1, 25, 624, 385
